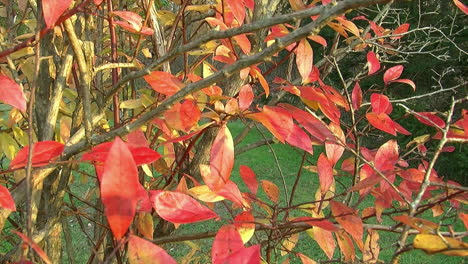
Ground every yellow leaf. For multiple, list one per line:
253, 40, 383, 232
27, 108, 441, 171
234, 211, 255, 244
185, 5, 213, 12
406, 134, 430, 148
188, 185, 225, 203
0, 132, 19, 160
157, 10, 176, 27
136, 212, 154, 240
12, 126, 28, 147
141, 164, 153, 177
120, 99, 143, 109
281, 233, 299, 256
413, 234, 468, 256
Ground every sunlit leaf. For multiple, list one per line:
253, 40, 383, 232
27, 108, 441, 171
151, 190, 218, 224
413, 234, 468, 256
0, 75, 27, 112
164, 100, 201, 132
286, 123, 313, 154
363, 229, 380, 263
383, 65, 403, 84
366, 112, 396, 136
374, 140, 399, 172
281, 233, 299, 256
212, 225, 244, 264
318, 153, 333, 193
311, 226, 335, 259
336, 230, 355, 262
209, 124, 234, 191
296, 39, 313, 82
144, 71, 184, 96
101, 137, 140, 239
128, 235, 177, 264
330, 201, 363, 246
223, 244, 261, 264
370, 93, 392, 115
234, 211, 255, 243
297, 253, 317, 264
239, 84, 254, 111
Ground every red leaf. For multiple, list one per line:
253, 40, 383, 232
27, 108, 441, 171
389, 79, 416, 91
391, 23, 410, 39
0, 185, 16, 211
126, 129, 149, 147
14, 231, 52, 264
366, 112, 396, 136
223, 245, 261, 264
374, 140, 399, 172
209, 124, 234, 191
261, 180, 280, 203
370, 93, 392, 114
249, 106, 293, 143
212, 225, 244, 264
351, 82, 362, 110
0, 75, 26, 112
286, 123, 313, 154
101, 138, 140, 239
82, 142, 161, 169
453, 0, 468, 14
226, 0, 245, 24
296, 39, 313, 82
414, 112, 446, 128
217, 181, 246, 207
383, 65, 403, 84
318, 153, 333, 193
9, 141, 64, 169
144, 71, 184, 96
308, 35, 327, 47
128, 235, 177, 264
151, 190, 218, 224
367, 51, 380, 75
292, 217, 339, 231
240, 165, 258, 195
234, 211, 255, 243
164, 100, 201, 132
239, 84, 254, 111
42, 0, 72, 28
330, 201, 363, 244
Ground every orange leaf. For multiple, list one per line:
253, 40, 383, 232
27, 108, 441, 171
128, 235, 177, 264
0, 74, 26, 112
312, 226, 335, 259
289, 0, 307, 10
164, 100, 201, 132
261, 180, 280, 203
238, 84, 254, 111
151, 190, 218, 224
226, 0, 246, 24
366, 112, 397, 136
330, 201, 363, 246
144, 71, 184, 96
101, 137, 140, 239
318, 153, 333, 193
209, 124, 234, 191
389, 78, 416, 91
460, 212, 468, 230
296, 39, 313, 82
336, 230, 355, 262
297, 253, 317, 264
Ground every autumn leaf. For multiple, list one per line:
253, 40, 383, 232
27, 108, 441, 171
367, 51, 380, 75
9, 141, 64, 169
240, 165, 258, 195
413, 112, 446, 128
212, 225, 244, 264
128, 235, 177, 264
0, 185, 16, 211
336, 230, 355, 262
366, 112, 397, 136
383, 65, 403, 84
351, 82, 362, 110
226, 0, 245, 24
239, 84, 254, 111
113, 11, 154, 35
42, 0, 72, 28
100, 137, 140, 239
234, 211, 255, 243
261, 180, 280, 203
144, 71, 184, 96
310, 226, 335, 259
391, 23, 410, 39
453, 0, 468, 14
363, 229, 380, 263
164, 100, 201, 132
209, 124, 234, 191
330, 201, 363, 247
318, 153, 333, 193
370, 93, 392, 115
0, 74, 27, 112
374, 140, 399, 172
297, 253, 317, 264
223, 245, 261, 264
14, 231, 52, 264
296, 39, 313, 82
292, 217, 339, 231
413, 234, 468, 256
151, 190, 218, 224
285, 123, 313, 154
